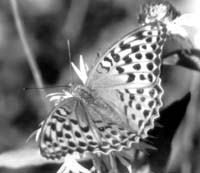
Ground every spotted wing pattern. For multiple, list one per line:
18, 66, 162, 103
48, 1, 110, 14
39, 98, 139, 160
87, 22, 167, 89
87, 22, 167, 138
39, 22, 167, 160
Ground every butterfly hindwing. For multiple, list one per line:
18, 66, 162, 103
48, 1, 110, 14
39, 97, 139, 159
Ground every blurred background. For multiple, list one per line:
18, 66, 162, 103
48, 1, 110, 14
0, 0, 199, 173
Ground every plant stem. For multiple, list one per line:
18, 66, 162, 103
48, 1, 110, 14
10, 0, 49, 112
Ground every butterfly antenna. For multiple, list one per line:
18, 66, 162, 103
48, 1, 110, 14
23, 85, 71, 91
67, 40, 74, 84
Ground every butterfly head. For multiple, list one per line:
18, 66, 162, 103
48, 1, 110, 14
138, 0, 181, 25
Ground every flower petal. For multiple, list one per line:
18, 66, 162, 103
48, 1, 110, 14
79, 55, 88, 84
57, 155, 90, 173
71, 62, 84, 84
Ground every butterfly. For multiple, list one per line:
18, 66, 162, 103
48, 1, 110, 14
38, 21, 167, 160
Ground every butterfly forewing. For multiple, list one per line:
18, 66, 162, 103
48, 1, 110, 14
86, 22, 167, 138
87, 22, 167, 89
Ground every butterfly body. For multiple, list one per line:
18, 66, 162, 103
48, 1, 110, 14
39, 22, 168, 160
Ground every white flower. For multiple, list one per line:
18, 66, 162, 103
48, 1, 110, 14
45, 55, 88, 106
167, 13, 200, 37
71, 55, 88, 85
57, 155, 90, 173
46, 90, 72, 106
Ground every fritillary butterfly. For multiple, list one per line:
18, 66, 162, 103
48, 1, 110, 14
38, 21, 167, 160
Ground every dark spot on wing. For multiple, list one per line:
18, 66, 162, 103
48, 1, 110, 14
154, 57, 161, 65
86, 135, 93, 140
151, 44, 157, 50
119, 42, 131, 50
148, 74, 153, 82
153, 68, 160, 76
124, 105, 128, 116
136, 103, 141, 110
123, 56, 132, 64
146, 53, 154, 60
75, 131, 81, 138
68, 141, 76, 148
61, 107, 72, 115
57, 131, 63, 138
102, 141, 109, 146
129, 93, 135, 100
105, 134, 111, 138
65, 133, 71, 138
104, 57, 113, 66
135, 53, 142, 59
118, 90, 124, 102
63, 124, 71, 130
127, 73, 135, 82
111, 50, 120, 62
125, 89, 130, 93
158, 40, 164, 46
140, 97, 146, 102
50, 123, 56, 131
145, 119, 152, 128
79, 141, 87, 147
70, 119, 78, 125
132, 45, 140, 53
147, 63, 154, 71
146, 37, 152, 43
68, 149, 74, 154
112, 139, 119, 145
149, 89, 155, 97
89, 141, 98, 146
99, 63, 110, 72
133, 64, 141, 70
128, 100, 132, 107
140, 74, 146, 80
155, 48, 161, 54
152, 108, 157, 115
76, 147, 84, 153
44, 134, 52, 143
111, 130, 117, 135
143, 110, 150, 118
138, 120, 144, 128
142, 45, 147, 49
116, 66, 124, 74
135, 31, 145, 40
148, 100, 154, 108
137, 88, 144, 94
62, 146, 68, 150
80, 125, 89, 133
131, 114, 136, 120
